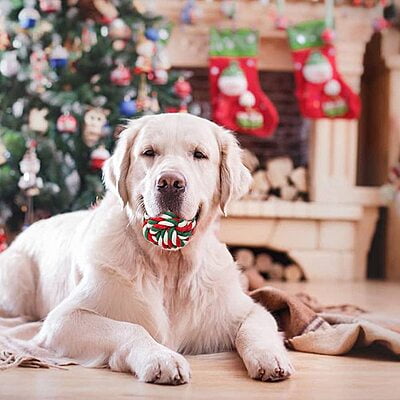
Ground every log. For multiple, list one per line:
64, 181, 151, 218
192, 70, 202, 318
290, 167, 308, 193
266, 157, 293, 188
267, 263, 284, 280
284, 264, 303, 282
234, 248, 255, 269
255, 252, 273, 273
241, 149, 259, 173
280, 184, 298, 201
247, 170, 270, 200
245, 267, 266, 290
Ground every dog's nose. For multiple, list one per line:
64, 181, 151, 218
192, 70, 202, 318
157, 172, 186, 193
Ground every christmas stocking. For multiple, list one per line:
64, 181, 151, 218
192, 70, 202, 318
287, 20, 361, 119
209, 29, 278, 137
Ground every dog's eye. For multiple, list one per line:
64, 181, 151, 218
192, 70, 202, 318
142, 149, 155, 157
193, 150, 207, 160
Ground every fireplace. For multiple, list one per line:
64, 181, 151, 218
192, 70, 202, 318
158, 0, 384, 280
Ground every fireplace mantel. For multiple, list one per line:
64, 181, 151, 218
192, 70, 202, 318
157, 0, 386, 280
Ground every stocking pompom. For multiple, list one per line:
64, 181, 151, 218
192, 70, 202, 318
218, 61, 247, 96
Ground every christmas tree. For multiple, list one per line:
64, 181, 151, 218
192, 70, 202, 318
0, 0, 192, 234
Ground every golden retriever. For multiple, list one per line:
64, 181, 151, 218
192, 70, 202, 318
0, 113, 293, 384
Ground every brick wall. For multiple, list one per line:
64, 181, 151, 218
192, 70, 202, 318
185, 68, 309, 168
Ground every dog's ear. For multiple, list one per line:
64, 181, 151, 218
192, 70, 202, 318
216, 127, 252, 215
103, 118, 145, 207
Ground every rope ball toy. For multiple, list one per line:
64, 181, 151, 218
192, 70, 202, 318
142, 212, 197, 250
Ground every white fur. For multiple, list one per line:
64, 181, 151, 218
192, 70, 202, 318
0, 114, 294, 384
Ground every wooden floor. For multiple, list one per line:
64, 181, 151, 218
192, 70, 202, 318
1, 281, 400, 400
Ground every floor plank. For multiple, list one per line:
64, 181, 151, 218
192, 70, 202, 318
1, 281, 399, 400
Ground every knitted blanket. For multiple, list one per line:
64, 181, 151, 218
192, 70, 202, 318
1, 286, 399, 370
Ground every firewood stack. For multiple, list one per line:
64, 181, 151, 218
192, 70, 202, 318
242, 150, 308, 201
233, 248, 304, 291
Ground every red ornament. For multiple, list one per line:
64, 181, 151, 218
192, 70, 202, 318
174, 78, 192, 99
39, 0, 61, 13
0, 228, 7, 253
57, 114, 78, 133
321, 28, 336, 44
110, 64, 131, 86
90, 146, 111, 170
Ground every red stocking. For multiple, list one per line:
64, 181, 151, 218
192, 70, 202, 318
287, 20, 361, 119
209, 29, 278, 137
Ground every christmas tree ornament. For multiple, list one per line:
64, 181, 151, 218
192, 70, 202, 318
0, 227, 7, 253
39, 0, 61, 13
18, 142, 43, 197
65, 169, 80, 197
12, 99, 25, 118
0, 140, 8, 166
181, 0, 203, 25
49, 42, 69, 68
83, 107, 110, 147
93, 0, 118, 25
0, 51, 20, 77
110, 63, 131, 86
153, 68, 168, 85
174, 77, 192, 99
136, 76, 152, 112
119, 97, 137, 117
57, 113, 78, 133
18, 0, 40, 29
135, 35, 156, 73
90, 145, 111, 170
209, 28, 278, 137
28, 108, 49, 133
29, 47, 51, 93
142, 211, 197, 250
112, 39, 126, 51
145, 27, 159, 42
0, 15, 10, 51
82, 20, 98, 52
109, 18, 131, 40
152, 47, 171, 71
287, 20, 361, 119
0, 30, 10, 51
150, 92, 160, 113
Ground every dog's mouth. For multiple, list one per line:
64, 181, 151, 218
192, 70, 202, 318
141, 201, 202, 251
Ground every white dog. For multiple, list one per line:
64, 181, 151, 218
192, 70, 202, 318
0, 114, 293, 384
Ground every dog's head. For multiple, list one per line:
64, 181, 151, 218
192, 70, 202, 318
103, 114, 251, 234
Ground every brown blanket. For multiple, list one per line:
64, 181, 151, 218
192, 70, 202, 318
1, 286, 399, 370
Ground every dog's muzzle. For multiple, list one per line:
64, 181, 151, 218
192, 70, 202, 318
142, 212, 197, 250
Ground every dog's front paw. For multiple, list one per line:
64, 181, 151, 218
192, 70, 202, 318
242, 347, 294, 382
133, 346, 191, 385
